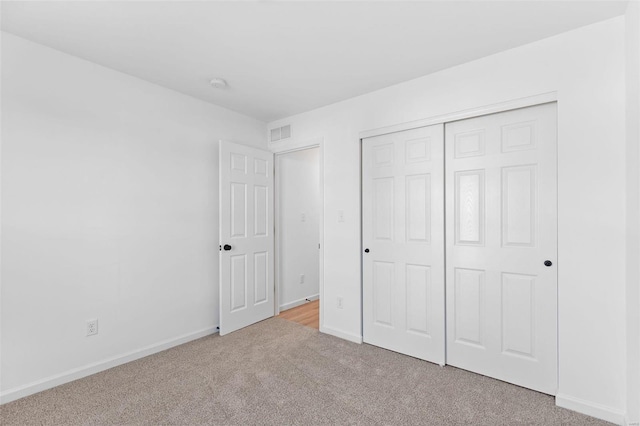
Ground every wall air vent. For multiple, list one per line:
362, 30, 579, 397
280, 125, 291, 139
270, 125, 291, 143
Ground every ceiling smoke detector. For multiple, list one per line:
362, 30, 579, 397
209, 78, 228, 89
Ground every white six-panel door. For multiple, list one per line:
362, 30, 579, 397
362, 125, 445, 364
219, 141, 274, 336
445, 103, 558, 394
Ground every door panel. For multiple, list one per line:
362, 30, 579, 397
445, 103, 558, 395
406, 264, 430, 335
220, 141, 274, 335
362, 124, 445, 364
453, 267, 484, 347
455, 170, 485, 245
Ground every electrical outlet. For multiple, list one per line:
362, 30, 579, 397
300, 274, 305, 284
301, 213, 306, 222
337, 297, 344, 309
86, 319, 98, 336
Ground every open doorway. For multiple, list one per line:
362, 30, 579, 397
275, 146, 322, 329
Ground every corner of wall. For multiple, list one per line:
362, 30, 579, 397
319, 325, 363, 344
556, 394, 626, 425
626, 0, 640, 424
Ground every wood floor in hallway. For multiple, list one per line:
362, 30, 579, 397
278, 299, 319, 329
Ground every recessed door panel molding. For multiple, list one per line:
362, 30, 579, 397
501, 273, 535, 358
373, 261, 395, 327
220, 141, 274, 336
373, 143, 394, 168
502, 165, 536, 247
406, 174, 430, 243
254, 185, 268, 237
455, 170, 485, 245
405, 137, 431, 163
231, 153, 247, 174
454, 268, 485, 347
254, 252, 268, 305
230, 254, 247, 312
231, 183, 247, 238
373, 177, 394, 241
254, 158, 268, 177
454, 129, 485, 158
363, 124, 445, 364
501, 120, 537, 152
445, 102, 557, 395
406, 264, 431, 336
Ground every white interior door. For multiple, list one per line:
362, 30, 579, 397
219, 141, 274, 336
445, 103, 558, 394
362, 124, 445, 364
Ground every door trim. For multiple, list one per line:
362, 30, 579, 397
359, 92, 558, 140
272, 140, 325, 331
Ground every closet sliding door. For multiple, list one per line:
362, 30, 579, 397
361, 103, 558, 395
362, 124, 445, 365
444, 103, 558, 395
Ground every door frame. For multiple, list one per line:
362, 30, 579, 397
358, 91, 558, 362
272, 139, 325, 328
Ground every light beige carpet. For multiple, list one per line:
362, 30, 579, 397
1, 317, 610, 425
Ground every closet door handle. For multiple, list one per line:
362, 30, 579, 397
364, 248, 370, 253
223, 244, 232, 251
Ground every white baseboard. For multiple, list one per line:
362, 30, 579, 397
556, 393, 626, 425
0, 325, 218, 405
320, 325, 363, 344
279, 294, 319, 311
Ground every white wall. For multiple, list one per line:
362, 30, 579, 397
276, 147, 320, 310
0, 33, 266, 402
626, 2, 640, 425
268, 17, 628, 424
